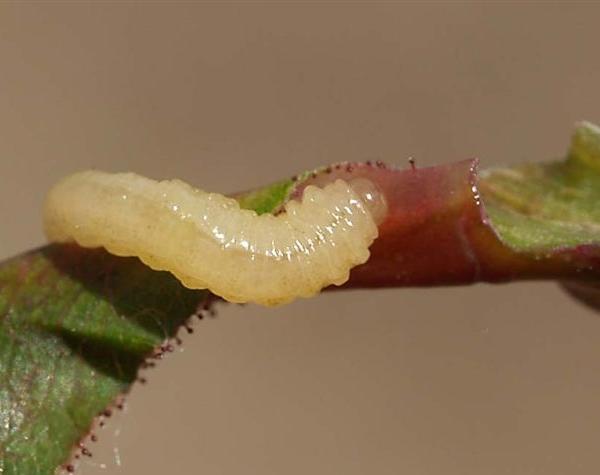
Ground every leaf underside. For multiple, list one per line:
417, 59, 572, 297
0, 246, 206, 474
1, 122, 600, 474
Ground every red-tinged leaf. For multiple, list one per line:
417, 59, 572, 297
288, 123, 600, 289
1, 122, 600, 474
0, 245, 208, 474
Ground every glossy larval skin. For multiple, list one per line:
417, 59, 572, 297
295, 159, 600, 290
44, 171, 383, 306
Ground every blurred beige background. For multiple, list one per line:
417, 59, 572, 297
2, 3, 600, 475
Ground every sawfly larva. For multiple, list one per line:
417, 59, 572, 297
44, 171, 386, 306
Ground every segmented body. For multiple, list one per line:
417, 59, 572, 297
44, 171, 384, 305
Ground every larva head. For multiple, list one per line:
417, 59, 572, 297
347, 178, 388, 225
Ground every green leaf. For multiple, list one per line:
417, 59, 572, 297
0, 246, 206, 474
480, 122, 600, 252
235, 177, 297, 215
1, 122, 600, 474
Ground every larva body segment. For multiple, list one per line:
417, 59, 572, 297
44, 171, 384, 306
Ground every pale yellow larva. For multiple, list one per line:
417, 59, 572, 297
43, 171, 386, 306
